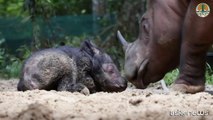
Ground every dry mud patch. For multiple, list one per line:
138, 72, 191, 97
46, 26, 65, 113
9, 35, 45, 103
0, 79, 212, 120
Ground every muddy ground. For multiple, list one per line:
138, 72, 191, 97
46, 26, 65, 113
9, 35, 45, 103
0, 79, 212, 120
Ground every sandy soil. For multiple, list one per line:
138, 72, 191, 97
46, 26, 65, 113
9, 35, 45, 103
0, 79, 212, 120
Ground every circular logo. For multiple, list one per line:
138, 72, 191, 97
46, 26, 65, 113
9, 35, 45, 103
196, 3, 210, 17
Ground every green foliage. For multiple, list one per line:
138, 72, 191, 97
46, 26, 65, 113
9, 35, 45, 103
163, 64, 213, 85
0, 0, 25, 17
163, 69, 179, 85
0, 40, 23, 78
23, 0, 92, 18
61, 35, 90, 47
0, 46, 5, 65
0, 0, 92, 17
0, 35, 30, 78
51, 0, 92, 15
16, 45, 32, 60
205, 63, 213, 84
3, 57, 22, 78
107, 0, 124, 13
0, 46, 31, 79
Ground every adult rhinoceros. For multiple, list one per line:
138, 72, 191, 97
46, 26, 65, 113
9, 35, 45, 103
118, 0, 213, 93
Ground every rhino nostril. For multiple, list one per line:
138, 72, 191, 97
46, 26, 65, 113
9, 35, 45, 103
117, 84, 127, 91
117, 79, 127, 90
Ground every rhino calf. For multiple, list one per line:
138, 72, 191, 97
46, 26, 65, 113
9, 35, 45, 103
17, 40, 127, 94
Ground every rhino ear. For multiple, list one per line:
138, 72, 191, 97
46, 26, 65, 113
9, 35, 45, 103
81, 40, 101, 56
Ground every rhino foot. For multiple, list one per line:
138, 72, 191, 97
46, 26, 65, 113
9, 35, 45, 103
80, 87, 90, 95
170, 83, 205, 94
57, 79, 90, 95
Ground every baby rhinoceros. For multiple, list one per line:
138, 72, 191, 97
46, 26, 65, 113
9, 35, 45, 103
17, 40, 127, 94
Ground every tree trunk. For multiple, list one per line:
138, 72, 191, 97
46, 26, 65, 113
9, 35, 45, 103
92, 0, 108, 34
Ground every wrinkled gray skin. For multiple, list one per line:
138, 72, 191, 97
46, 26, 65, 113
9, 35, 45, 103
118, 0, 213, 93
17, 40, 127, 94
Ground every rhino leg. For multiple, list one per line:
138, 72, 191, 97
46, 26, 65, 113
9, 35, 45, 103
173, 1, 213, 93
81, 75, 97, 93
57, 77, 90, 95
70, 83, 90, 95
173, 38, 208, 93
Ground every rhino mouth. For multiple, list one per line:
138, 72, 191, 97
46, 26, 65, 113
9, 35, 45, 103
135, 58, 149, 88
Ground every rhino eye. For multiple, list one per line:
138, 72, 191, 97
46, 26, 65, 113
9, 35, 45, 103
102, 64, 114, 73
107, 65, 114, 73
143, 23, 149, 33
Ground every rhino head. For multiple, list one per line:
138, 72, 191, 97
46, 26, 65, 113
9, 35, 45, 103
117, 2, 181, 88
81, 40, 127, 92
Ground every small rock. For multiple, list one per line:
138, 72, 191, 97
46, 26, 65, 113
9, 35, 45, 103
129, 99, 143, 106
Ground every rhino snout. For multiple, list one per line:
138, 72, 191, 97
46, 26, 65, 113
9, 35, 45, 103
124, 63, 137, 82
17, 80, 26, 91
104, 77, 127, 92
115, 79, 127, 91
117, 77, 128, 91
17, 79, 38, 91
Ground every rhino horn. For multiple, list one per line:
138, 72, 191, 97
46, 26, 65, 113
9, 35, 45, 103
117, 30, 129, 50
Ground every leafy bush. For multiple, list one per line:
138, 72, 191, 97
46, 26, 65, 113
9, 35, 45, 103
0, 50, 22, 78
0, 37, 29, 78
3, 57, 22, 78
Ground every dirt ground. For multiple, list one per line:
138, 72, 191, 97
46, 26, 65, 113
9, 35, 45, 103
0, 79, 212, 120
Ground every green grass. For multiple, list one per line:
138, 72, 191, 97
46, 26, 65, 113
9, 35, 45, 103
163, 69, 179, 85
0, 43, 30, 79
205, 63, 213, 85
164, 64, 213, 85
3, 61, 22, 78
